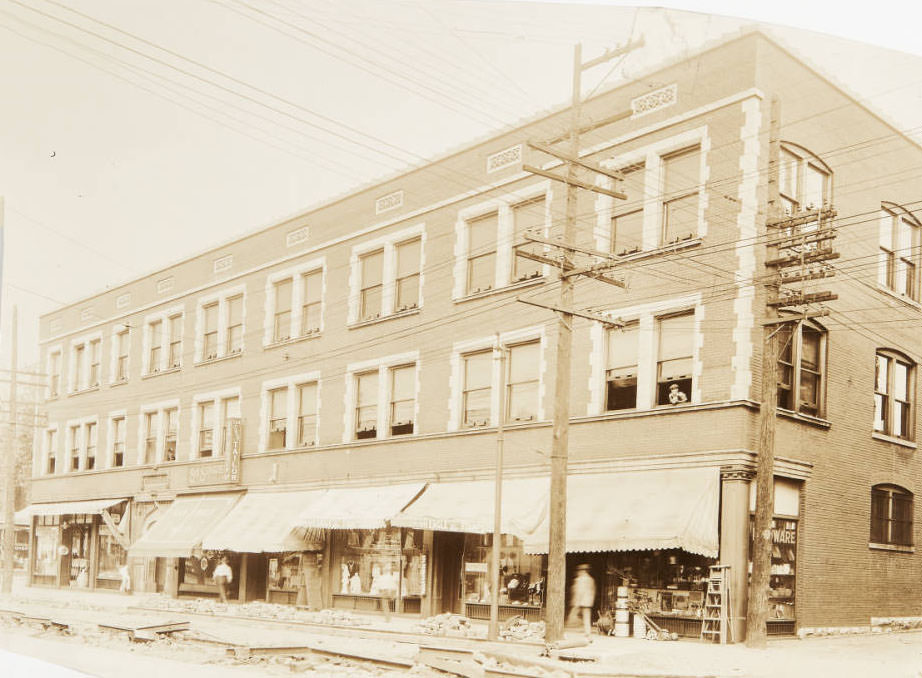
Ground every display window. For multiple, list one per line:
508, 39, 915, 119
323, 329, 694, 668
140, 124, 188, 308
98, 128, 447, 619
268, 553, 303, 592
181, 551, 241, 598
749, 517, 797, 622
461, 534, 546, 620
33, 517, 60, 579
97, 526, 126, 582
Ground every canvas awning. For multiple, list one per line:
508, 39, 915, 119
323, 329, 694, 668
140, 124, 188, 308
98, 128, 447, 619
129, 494, 241, 558
202, 490, 327, 553
295, 482, 426, 530
523, 467, 721, 557
390, 477, 549, 538
15, 498, 126, 522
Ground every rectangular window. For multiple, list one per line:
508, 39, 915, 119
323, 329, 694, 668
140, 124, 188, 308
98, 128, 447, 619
661, 146, 700, 245
512, 198, 544, 281
268, 388, 288, 450
222, 396, 240, 456
875, 353, 913, 440
395, 238, 422, 311
70, 425, 80, 471
164, 408, 178, 461
274, 278, 293, 342
301, 270, 323, 334
112, 417, 125, 468
88, 339, 101, 387
606, 325, 639, 410
46, 429, 57, 475
463, 351, 492, 428
198, 402, 214, 457
355, 371, 379, 439
226, 295, 244, 353
612, 166, 645, 255
389, 365, 415, 435
799, 327, 822, 417
360, 250, 384, 321
203, 303, 219, 360
507, 342, 540, 422
85, 422, 97, 470
882, 213, 920, 300
74, 344, 85, 391
49, 351, 61, 397
115, 330, 129, 382
780, 147, 830, 215
144, 411, 159, 464
656, 313, 693, 405
467, 212, 498, 294
297, 383, 318, 446
168, 315, 183, 368
777, 322, 826, 417
871, 487, 913, 547
149, 319, 163, 373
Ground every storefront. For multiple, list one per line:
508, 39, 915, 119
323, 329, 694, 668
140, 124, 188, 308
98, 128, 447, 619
461, 533, 545, 621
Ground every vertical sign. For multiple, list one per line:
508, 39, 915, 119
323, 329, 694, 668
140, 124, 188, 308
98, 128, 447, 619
224, 417, 242, 483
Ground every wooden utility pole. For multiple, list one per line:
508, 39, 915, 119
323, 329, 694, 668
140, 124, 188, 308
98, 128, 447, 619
1, 306, 17, 594
488, 338, 507, 640
521, 38, 641, 643
747, 97, 836, 646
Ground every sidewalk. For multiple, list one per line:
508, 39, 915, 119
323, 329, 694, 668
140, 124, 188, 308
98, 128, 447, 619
5, 577, 922, 678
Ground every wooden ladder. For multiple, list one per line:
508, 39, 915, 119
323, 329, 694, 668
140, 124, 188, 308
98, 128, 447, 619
700, 564, 732, 644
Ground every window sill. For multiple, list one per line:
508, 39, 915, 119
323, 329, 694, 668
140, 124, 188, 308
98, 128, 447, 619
877, 284, 922, 310
265, 330, 322, 349
871, 432, 916, 449
67, 385, 100, 397
194, 350, 244, 367
869, 542, 914, 554
141, 367, 181, 380
614, 237, 702, 261
349, 306, 420, 329
776, 408, 831, 429
108, 378, 130, 387
455, 276, 545, 303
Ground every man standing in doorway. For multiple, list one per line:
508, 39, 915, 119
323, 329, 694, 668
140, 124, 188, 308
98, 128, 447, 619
567, 564, 596, 639
213, 556, 233, 603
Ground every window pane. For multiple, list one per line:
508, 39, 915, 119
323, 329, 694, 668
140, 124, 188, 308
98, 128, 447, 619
513, 198, 544, 280
362, 250, 384, 287
150, 320, 162, 345
275, 279, 293, 313
469, 212, 497, 253
663, 147, 699, 197
607, 327, 638, 372
224, 396, 240, 420
227, 296, 243, 326
463, 389, 491, 427
508, 383, 538, 421
170, 315, 182, 341
392, 365, 415, 401
361, 286, 382, 319
658, 314, 694, 361
465, 352, 492, 390
200, 402, 214, 429
876, 354, 890, 394
663, 194, 698, 243
396, 238, 421, 278
893, 361, 909, 401
874, 394, 887, 433
204, 303, 218, 332
800, 330, 821, 371
508, 342, 539, 384
396, 275, 420, 309
803, 164, 827, 209
357, 372, 378, 407
779, 149, 798, 200
304, 270, 322, 304
612, 210, 644, 255
271, 389, 287, 417
467, 253, 495, 293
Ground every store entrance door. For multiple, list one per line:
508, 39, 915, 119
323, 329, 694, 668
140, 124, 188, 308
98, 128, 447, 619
433, 531, 464, 614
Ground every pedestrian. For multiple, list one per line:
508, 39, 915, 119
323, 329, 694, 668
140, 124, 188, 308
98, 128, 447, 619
213, 556, 233, 603
378, 563, 398, 623
118, 563, 132, 594
567, 564, 596, 639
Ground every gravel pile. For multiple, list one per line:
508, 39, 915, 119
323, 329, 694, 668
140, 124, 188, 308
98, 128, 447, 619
412, 613, 482, 638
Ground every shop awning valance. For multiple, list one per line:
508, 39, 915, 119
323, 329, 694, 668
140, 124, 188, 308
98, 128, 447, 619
523, 467, 721, 558
129, 494, 241, 558
295, 482, 426, 530
15, 498, 126, 522
390, 477, 549, 538
202, 490, 327, 553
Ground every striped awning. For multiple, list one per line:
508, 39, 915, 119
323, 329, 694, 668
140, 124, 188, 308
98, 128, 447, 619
129, 494, 241, 558
15, 498, 126, 522
202, 490, 326, 553
295, 483, 426, 530
523, 467, 721, 557
390, 477, 549, 538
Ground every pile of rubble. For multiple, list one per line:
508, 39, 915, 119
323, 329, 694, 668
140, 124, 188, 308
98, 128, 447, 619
412, 613, 481, 638
476, 653, 571, 678
140, 596, 368, 626
499, 616, 546, 642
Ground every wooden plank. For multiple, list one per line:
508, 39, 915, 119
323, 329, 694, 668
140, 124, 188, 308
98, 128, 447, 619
136, 621, 190, 634
526, 141, 624, 182
418, 654, 484, 678
522, 165, 627, 201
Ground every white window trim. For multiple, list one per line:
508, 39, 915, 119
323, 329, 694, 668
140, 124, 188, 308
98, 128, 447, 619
41, 424, 59, 476
595, 126, 710, 253
68, 331, 103, 393
46, 344, 63, 399
259, 370, 322, 451
142, 305, 183, 375
263, 257, 326, 346
448, 326, 547, 431
587, 294, 703, 415
343, 352, 420, 443
64, 415, 97, 473
878, 205, 921, 302
190, 387, 241, 459
109, 324, 131, 384
452, 183, 551, 300
138, 399, 180, 465
348, 223, 426, 324
106, 409, 128, 469
194, 285, 246, 362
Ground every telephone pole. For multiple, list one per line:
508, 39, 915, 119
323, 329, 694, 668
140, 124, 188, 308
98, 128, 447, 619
747, 97, 837, 646
2, 306, 17, 594
520, 38, 641, 643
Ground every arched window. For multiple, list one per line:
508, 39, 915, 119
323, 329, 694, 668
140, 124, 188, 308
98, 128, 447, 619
878, 203, 921, 301
779, 142, 832, 215
874, 350, 914, 441
870, 485, 913, 547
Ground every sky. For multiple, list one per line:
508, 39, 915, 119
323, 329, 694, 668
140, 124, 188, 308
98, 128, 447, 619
2, 0, 922, 371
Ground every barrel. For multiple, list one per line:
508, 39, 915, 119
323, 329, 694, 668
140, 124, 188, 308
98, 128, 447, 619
613, 608, 630, 637
632, 613, 646, 638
